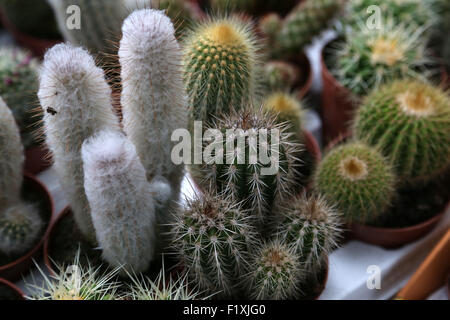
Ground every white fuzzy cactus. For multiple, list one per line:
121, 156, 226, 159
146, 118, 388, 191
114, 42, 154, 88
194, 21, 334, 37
0, 96, 24, 210
82, 130, 158, 273
119, 9, 188, 216
38, 44, 120, 242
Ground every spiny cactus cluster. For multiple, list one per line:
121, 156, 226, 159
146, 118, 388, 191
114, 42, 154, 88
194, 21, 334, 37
38, 9, 186, 272
0, 47, 40, 148
262, 61, 300, 93
353, 80, 450, 182
330, 19, 430, 96
183, 16, 259, 125
314, 142, 396, 224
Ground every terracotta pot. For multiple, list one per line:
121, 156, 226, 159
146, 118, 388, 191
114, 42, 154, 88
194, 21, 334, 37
292, 52, 313, 100
0, 278, 25, 300
0, 174, 55, 281
303, 129, 321, 163
320, 44, 357, 145
24, 144, 51, 175
0, 9, 61, 57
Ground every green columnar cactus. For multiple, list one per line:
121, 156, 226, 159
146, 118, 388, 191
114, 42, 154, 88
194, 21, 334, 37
244, 239, 302, 300
183, 16, 259, 125
38, 43, 121, 242
314, 142, 396, 224
0, 47, 40, 148
0, 96, 24, 210
262, 61, 300, 92
193, 108, 303, 224
353, 80, 450, 182
0, 204, 42, 255
169, 190, 257, 297
48, 0, 129, 54
119, 9, 187, 216
275, 194, 341, 270
276, 0, 345, 57
330, 20, 430, 96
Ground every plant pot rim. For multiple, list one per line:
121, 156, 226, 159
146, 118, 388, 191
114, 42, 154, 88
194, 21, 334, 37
0, 277, 25, 300
0, 173, 55, 279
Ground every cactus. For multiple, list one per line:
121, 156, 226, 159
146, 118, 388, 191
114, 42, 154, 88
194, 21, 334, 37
0, 96, 24, 210
314, 142, 396, 224
275, 0, 345, 57
38, 43, 120, 243
275, 194, 341, 271
433, 0, 450, 68
244, 239, 302, 300
183, 15, 259, 125
0, 203, 43, 255
82, 130, 164, 273
150, 0, 203, 35
48, 0, 129, 54
209, 0, 257, 13
353, 80, 450, 182
262, 61, 300, 93
192, 108, 303, 224
26, 249, 120, 300
169, 190, 258, 297
0, 47, 40, 148
330, 19, 430, 96
119, 9, 187, 214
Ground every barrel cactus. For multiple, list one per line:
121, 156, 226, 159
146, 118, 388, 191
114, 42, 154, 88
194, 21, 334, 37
353, 80, 450, 182
262, 61, 300, 92
314, 142, 396, 224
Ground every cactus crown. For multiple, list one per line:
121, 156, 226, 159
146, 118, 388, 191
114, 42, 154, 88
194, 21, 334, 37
353, 80, 450, 181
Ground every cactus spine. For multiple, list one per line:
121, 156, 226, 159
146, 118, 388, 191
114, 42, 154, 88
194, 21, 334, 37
244, 239, 302, 300
38, 43, 120, 242
314, 142, 396, 224
170, 190, 257, 297
183, 16, 259, 124
119, 9, 187, 215
82, 130, 159, 273
353, 80, 450, 181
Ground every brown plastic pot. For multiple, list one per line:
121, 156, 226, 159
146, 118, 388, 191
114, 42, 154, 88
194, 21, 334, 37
0, 174, 55, 281
0, 278, 25, 300
24, 144, 51, 175
320, 44, 357, 145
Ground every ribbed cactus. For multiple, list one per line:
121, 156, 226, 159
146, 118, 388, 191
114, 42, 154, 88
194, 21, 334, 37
82, 130, 162, 273
330, 20, 430, 96
0, 47, 40, 148
38, 43, 120, 242
183, 16, 259, 124
262, 61, 300, 92
275, 0, 345, 57
193, 108, 302, 224
0, 204, 42, 255
0, 96, 24, 210
314, 142, 396, 224
48, 0, 128, 54
244, 239, 302, 300
169, 190, 257, 297
275, 194, 341, 270
353, 80, 450, 182
119, 9, 187, 214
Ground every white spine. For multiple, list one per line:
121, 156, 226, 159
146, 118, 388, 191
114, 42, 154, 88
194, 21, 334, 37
38, 43, 119, 242
82, 130, 156, 273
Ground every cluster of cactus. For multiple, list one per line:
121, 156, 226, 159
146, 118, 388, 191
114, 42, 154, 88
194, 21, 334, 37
329, 19, 430, 96
38, 9, 186, 273
0, 47, 40, 148
314, 142, 396, 224
183, 16, 259, 125
0, 97, 43, 256
262, 61, 300, 93
353, 80, 450, 182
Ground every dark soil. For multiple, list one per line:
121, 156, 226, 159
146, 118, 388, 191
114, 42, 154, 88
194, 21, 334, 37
0, 284, 22, 300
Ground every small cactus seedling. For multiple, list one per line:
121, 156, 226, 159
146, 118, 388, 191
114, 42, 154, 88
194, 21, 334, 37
262, 61, 300, 92
183, 16, 259, 124
169, 190, 257, 297
244, 239, 302, 300
353, 80, 450, 182
0, 204, 43, 256
193, 108, 303, 224
38, 43, 121, 243
0, 47, 40, 148
314, 142, 396, 224
330, 20, 430, 96
275, 194, 341, 271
